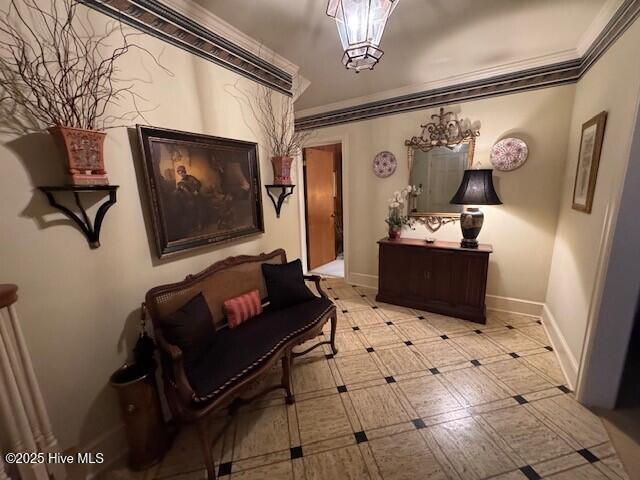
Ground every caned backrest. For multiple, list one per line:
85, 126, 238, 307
145, 249, 287, 330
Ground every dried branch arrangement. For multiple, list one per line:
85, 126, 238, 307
0, 0, 171, 131
232, 81, 313, 158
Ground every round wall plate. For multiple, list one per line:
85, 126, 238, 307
490, 138, 529, 171
373, 151, 397, 178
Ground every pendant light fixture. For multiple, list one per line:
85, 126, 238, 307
326, 0, 399, 72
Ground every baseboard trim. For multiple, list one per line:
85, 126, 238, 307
347, 272, 378, 289
542, 304, 579, 389
485, 295, 544, 316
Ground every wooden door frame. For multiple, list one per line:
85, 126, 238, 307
298, 135, 350, 278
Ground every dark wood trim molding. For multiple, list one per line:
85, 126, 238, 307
295, 0, 640, 130
80, 0, 294, 96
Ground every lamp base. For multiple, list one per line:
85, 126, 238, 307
459, 207, 484, 249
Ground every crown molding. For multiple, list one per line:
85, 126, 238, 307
81, 0, 297, 96
295, 0, 640, 130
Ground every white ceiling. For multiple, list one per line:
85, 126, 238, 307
197, 0, 612, 112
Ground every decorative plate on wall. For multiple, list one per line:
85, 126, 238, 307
490, 138, 529, 171
373, 151, 397, 177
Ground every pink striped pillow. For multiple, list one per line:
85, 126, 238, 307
223, 290, 263, 328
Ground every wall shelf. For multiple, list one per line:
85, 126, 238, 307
38, 185, 119, 249
264, 184, 295, 218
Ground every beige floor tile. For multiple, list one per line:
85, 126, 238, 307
598, 455, 631, 480
490, 471, 530, 480
331, 286, 362, 299
292, 358, 336, 394
368, 430, 448, 480
332, 330, 366, 353
393, 319, 441, 340
335, 353, 384, 385
524, 352, 566, 385
428, 416, 515, 479
349, 384, 409, 430
375, 347, 426, 376
489, 311, 539, 327
451, 333, 506, 359
360, 325, 403, 347
337, 297, 373, 311
531, 395, 610, 448
230, 461, 293, 479
375, 303, 416, 320
545, 464, 609, 479
487, 330, 543, 352
518, 324, 549, 344
233, 405, 290, 460
303, 445, 371, 480
397, 375, 462, 418
443, 367, 510, 406
296, 394, 353, 445
414, 339, 469, 367
424, 314, 475, 334
349, 309, 386, 327
483, 358, 553, 394
481, 405, 574, 464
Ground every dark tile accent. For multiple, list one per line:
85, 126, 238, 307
334, 297, 340, 300
218, 462, 232, 476
513, 395, 528, 405
386, 321, 394, 325
354, 431, 368, 443
474, 329, 483, 334
519, 465, 542, 480
366, 347, 375, 353
361, 294, 367, 298
509, 352, 520, 358
412, 418, 426, 430
417, 316, 425, 320
536, 320, 542, 325
545, 346, 554, 351
327, 287, 332, 290
470, 359, 481, 367
342, 309, 348, 313
577, 448, 599, 463
325, 353, 334, 360
352, 326, 360, 331
290, 446, 303, 459
558, 385, 572, 394
506, 325, 515, 329
440, 335, 449, 340
404, 341, 413, 346
372, 306, 379, 309
337, 385, 348, 393
385, 376, 396, 384
429, 368, 440, 375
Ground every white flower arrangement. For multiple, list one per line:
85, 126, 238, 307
385, 185, 416, 229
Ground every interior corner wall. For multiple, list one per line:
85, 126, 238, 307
310, 86, 576, 305
544, 17, 640, 387
0, 2, 301, 457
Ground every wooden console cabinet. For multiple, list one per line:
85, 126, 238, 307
376, 238, 492, 323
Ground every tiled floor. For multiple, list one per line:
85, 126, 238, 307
107, 278, 631, 480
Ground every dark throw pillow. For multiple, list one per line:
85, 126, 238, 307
161, 293, 216, 365
262, 259, 316, 310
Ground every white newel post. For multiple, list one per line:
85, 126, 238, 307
0, 285, 66, 480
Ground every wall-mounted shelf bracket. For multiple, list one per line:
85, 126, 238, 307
264, 184, 295, 218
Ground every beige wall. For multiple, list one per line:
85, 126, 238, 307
545, 19, 640, 368
311, 86, 575, 303
0, 5, 301, 452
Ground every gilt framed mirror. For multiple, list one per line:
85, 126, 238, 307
406, 137, 476, 231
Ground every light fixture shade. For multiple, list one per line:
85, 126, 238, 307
450, 169, 502, 205
326, 0, 399, 72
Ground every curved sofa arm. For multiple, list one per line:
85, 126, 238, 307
155, 331, 195, 405
304, 274, 328, 299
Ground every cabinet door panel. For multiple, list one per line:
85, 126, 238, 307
429, 250, 456, 304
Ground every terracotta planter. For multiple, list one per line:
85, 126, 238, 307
49, 125, 108, 185
271, 155, 293, 185
388, 225, 401, 240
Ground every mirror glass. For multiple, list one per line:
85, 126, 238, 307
408, 141, 472, 215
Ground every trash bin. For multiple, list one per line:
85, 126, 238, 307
110, 363, 169, 470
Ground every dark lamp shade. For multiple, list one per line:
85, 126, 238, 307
450, 169, 502, 205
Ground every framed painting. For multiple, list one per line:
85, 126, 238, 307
572, 111, 607, 213
137, 125, 264, 258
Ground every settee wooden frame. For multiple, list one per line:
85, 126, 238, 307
144, 249, 337, 479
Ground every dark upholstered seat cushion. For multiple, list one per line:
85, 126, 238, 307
262, 259, 315, 309
161, 293, 216, 368
186, 296, 334, 402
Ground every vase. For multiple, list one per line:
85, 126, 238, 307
388, 225, 401, 240
49, 126, 108, 185
271, 156, 293, 185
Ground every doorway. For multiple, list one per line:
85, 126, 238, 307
303, 143, 344, 277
